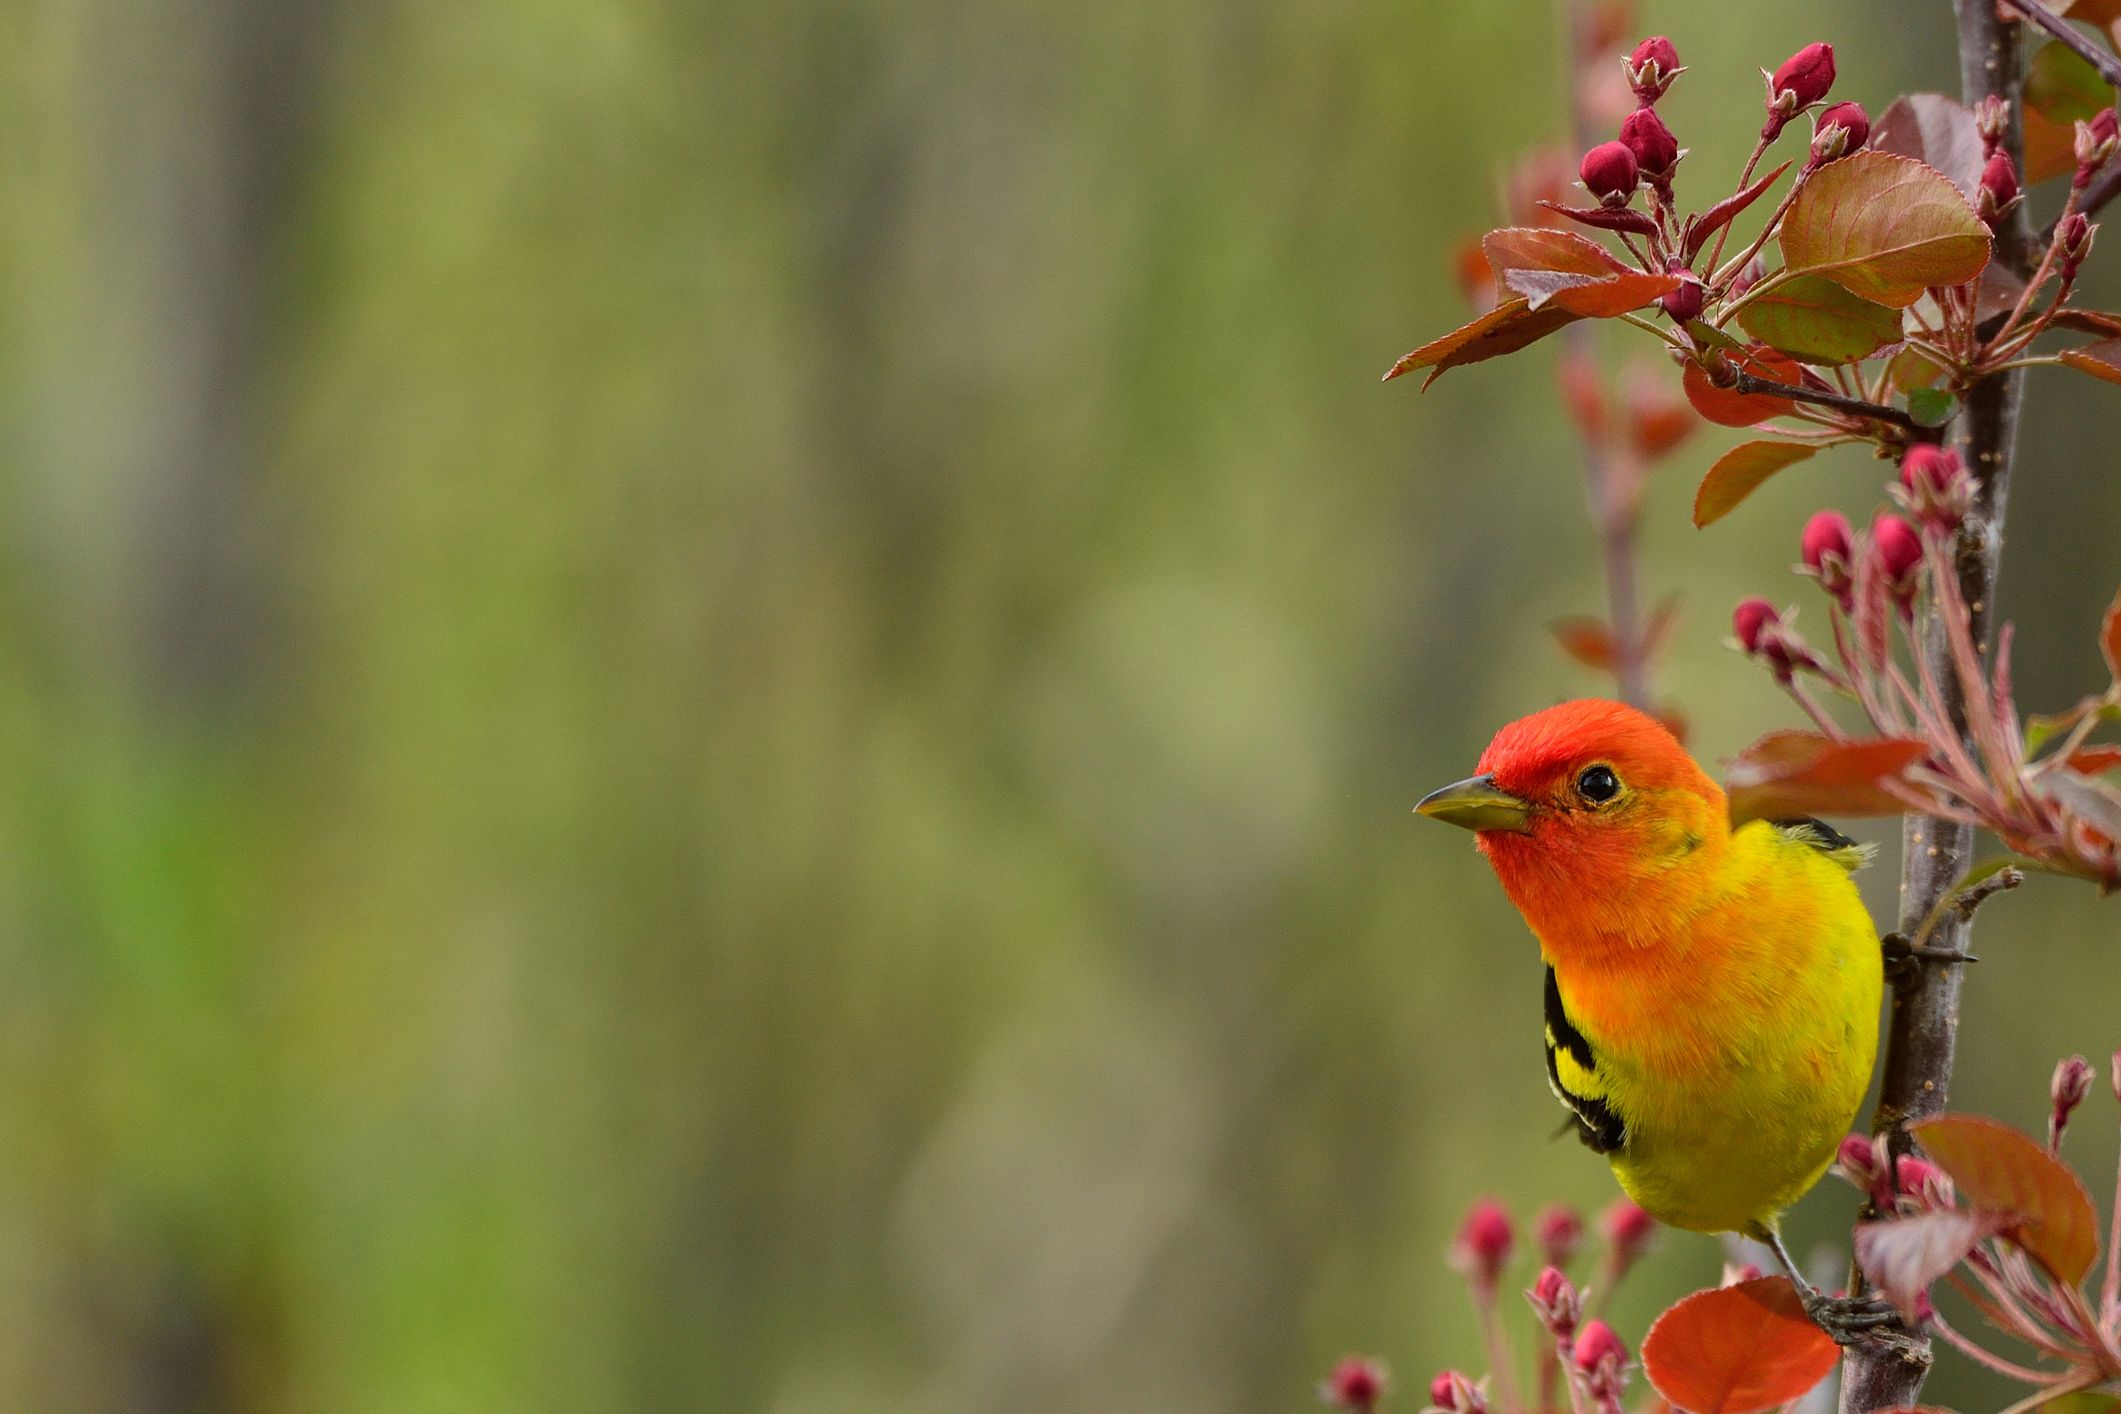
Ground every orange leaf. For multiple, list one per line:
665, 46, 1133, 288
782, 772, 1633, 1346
1452, 238, 1498, 313
1641, 1277, 1838, 1414
1504, 267, 1682, 316
1693, 441, 1819, 528
1724, 732, 1932, 826
2066, 746, 2121, 774
2060, 338, 2121, 387
1483, 226, 1628, 283
1911, 1114, 2101, 1286
1384, 298, 1580, 385
1550, 616, 1614, 670
2103, 586, 2121, 682
1681, 348, 1804, 427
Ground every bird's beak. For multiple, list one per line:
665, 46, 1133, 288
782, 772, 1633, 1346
1415, 774, 1533, 834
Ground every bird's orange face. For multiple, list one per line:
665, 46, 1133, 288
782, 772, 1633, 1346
1419, 700, 1727, 949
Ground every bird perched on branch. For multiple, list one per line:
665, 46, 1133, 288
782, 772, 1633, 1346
1417, 699, 1892, 1340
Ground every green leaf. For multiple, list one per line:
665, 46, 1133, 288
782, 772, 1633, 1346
1779, 151, 1992, 308
1734, 274, 1903, 364
2025, 699, 2121, 753
2027, 41, 2110, 127
1693, 441, 1819, 527
1889, 345, 1946, 393
1907, 388, 1958, 427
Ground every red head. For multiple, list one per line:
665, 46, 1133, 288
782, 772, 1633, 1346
1419, 700, 1727, 957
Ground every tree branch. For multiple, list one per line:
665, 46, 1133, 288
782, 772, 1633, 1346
2000, 0, 2121, 92
1837, 6, 2039, 1411
1729, 373, 1927, 433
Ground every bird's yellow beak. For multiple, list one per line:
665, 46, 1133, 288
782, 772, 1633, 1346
1415, 774, 1533, 834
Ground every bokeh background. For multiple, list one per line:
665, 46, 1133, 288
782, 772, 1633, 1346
3, 1, 2120, 1410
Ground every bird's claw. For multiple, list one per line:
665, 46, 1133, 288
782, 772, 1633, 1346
1802, 1291, 1903, 1346
1881, 931, 1978, 991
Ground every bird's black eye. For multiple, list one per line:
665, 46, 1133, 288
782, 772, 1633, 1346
1576, 765, 1620, 803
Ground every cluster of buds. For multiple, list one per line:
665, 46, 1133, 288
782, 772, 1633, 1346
1891, 444, 1973, 535
1761, 41, 1834, 141
1971, 95, 2022, 230
1836, 1133, 1955, 1215
1581, 36, 1689, 208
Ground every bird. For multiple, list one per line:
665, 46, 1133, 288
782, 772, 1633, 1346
1416, 698, 1892, 1340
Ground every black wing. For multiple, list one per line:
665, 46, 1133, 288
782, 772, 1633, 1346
1543, 966, 1626, 1154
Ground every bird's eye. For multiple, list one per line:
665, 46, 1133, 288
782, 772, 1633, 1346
1576, 765, 1620, 803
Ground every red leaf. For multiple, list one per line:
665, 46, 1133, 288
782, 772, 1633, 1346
1383, 298, 1579, 385
1551, 617, 1615, 670
2050, 309, 2121, 338
1557, 350, 1608, 442
1483, 227, 1628, 283
2066, 746, 2121, 774
1682, 162, 1794, 263
1452, 238, 1498, 313
1692, 441, 1819, 528
1681, 347, 1805, 427
1537, 199, 1660, 236
1855, 1209, 2012, 1320
2060, 338, 2121, 387
1911, 1114, 2102, 1285
2102, 586, 2121, 682
1871, 94, 1985, 198
1504, 268, 1682, 316
1724, 732, 1932, 826
1641, 1277, 1838, 1414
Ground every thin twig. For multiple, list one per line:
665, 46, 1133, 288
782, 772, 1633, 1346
2000, 0, 2121, 92
1730, 372, 1923, 431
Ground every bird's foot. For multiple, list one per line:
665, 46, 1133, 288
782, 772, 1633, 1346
1801, 1290, 1904, 1346
1882, 931, 1978, 991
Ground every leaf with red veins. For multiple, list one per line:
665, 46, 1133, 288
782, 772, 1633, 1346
2060, 338, 2121, 387
1383, 298, 1580, 385
1871, 94, 1985, 198
1483, 227, 1628, 283
1778, 150, 1991, 308
1724, 732, 1934, 827
1503, 267, 1681, 315
1911, 1114, 2102, 1286
1693, 441, 1819, 528
1854, 1208, 2013, 1322
1681, 161, 1794, 264
1641, 1277, 1838, 1414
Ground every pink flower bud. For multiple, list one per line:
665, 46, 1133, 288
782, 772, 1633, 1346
1871, 513, 1923, 612
1535, 1204, 1584, 1270
1732, 597, 1780, 654
1529, 1265, 1581, 1340
1810, 101, 1869, 167
1580, 141, 1640, 206
1837, 1132, 1886, 1194
1620, 108, 1680, 180
1978, 152, 2021, 228
2060, 212, 2097, 282
1764, 43, 1834, 138
1573, 1319, 1628, 1377
1660, 273, 1704, 323
1451, 1198, 1515, 1290
1894, 1155, 1953, 1211
1895, 445, 1971, 533
1626, 36, 1683, 105
1599, 1195, 1655, 1279
2051, 1054, 2095, 1150
1323, 1357, 1389, 1412
1801, 510, 1856, 608
1431, 1371, 1460, 1411
2075, 108, 2119, 187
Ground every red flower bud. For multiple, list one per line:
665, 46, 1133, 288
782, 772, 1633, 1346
1431, 1371, 1460, 1411
2060, 212, 2097, 282
1732, 597, 1780, 654
2075, 108, 2119, 187
1529, 1264, 1582, 1340
1978, 151, 2021, 228
1764, 43, 1834, 138
1893, 1155, 1953, 1211
2051, 1054, 2095, 1150
1976, 95, 2011, 153
1598, 1195, 1655, 1279
1894, 445, 1971, 533
1660, 271, 1705, 323
1580, 141, 1640, 206
1836, 1132, 1886, 1194
1535, 1203, 1584, 1270
1625, 36, 1683, 104
1801, 510, 1856, 608
1810, 101, 1869, 166
1451, 1197, 1515, 1290
1620, 108, 1680, 179
1871, 513, 1923, 611
1573, 1319, 1628, 1375
1323, 1357, 1389, 1412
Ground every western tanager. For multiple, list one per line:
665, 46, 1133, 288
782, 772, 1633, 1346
1418, 699, 1891, 1338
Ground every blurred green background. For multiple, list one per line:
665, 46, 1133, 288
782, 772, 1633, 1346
3, 1, 2120, 1409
